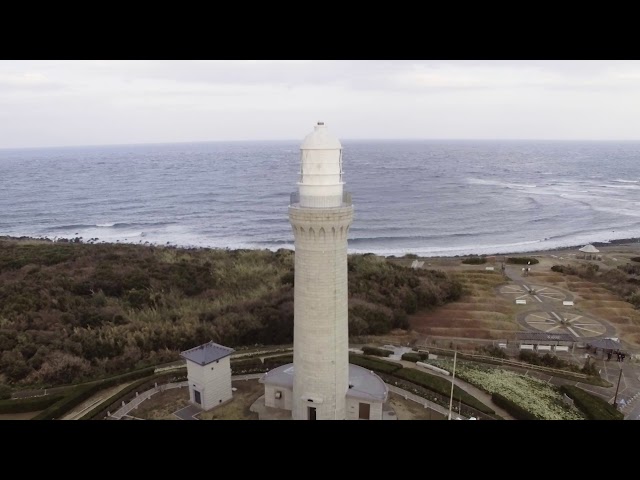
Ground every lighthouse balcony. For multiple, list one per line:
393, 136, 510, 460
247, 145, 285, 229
290, 191, 352, 208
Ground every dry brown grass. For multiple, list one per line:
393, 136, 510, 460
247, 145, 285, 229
529, 274, 565, 284
134, 387, 190, 420
410, 270, 518, 340
198, 380, 262, 420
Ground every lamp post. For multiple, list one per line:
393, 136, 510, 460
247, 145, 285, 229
448, 348, 457, 420
613, 367, 623, 408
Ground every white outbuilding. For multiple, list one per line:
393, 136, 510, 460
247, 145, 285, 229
578, 244, 600, 260
181, 341, 235, 411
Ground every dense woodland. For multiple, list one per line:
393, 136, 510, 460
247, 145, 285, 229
0, 239, 462, 388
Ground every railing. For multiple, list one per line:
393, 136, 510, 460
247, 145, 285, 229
289, 191, 352, 207
415, 344, 590, 379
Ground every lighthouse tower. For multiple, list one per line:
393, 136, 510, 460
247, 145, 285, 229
290, 122, 353, 420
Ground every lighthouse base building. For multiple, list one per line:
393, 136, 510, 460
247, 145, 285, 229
260, 363, 387, 420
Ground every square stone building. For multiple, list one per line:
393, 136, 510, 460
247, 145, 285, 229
181, 341, 235, 411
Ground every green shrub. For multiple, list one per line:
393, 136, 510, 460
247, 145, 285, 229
492, 392, 538, 420
0, 384, 11, 400
461, 256, 487, 265
31, 367, 155, 420
348, 354, 403, 374
393, 368, 494, 413
362, 346, 393, 357
263, 354, 293, 369
507, 257, 539, 265
517, 351, 580, 372
630, 257, 640, 263
0, 394, 65, 414
560, 385, 623, 420
478, 345, 508, 359
231, 357, 263, 368
230, 357, 267, 375
401, 352, 428, 362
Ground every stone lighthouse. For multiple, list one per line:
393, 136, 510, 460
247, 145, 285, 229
289, 121, 353, 420
257, 123, 387, 420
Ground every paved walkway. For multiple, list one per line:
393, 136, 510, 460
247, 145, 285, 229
110, 381, 188, 419
174, 404, 202, 420
110, 374, 264, 420
62, 381, 136, 420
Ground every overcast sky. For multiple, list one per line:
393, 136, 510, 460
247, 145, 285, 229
1, 60, 640, 148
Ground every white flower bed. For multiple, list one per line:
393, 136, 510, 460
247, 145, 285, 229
426, 358, 584, 420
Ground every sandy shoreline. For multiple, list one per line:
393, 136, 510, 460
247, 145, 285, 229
2, 234, 640, 261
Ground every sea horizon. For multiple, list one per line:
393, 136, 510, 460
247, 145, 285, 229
1, 139, 639, 258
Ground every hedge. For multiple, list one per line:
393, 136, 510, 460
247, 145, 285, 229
507, 257, 539, 265
461, 257, 487, 265
492, 392, 538, 420
231, 357, 263, 368
81, 369, 188, 420
0, 394, 65, 414
401, 352, 428, 362
32, 367, 156, 420
560, 385, 624, 420
393, 368, 494, 414
230, 357, 267, 375
263, 354, 294, 369
348, 354, 403, 374
362, 346, 394, 357
0, 384, 11, 400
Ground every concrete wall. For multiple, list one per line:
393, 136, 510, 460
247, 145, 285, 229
264, 384, 293, 411
290, 205, 353, 420
345, 397, 383, 420
186, 356, 232, 411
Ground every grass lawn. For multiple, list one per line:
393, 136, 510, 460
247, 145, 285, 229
134, 387, 190, 420
388, 393, 446, 420
410, 270, 518, 340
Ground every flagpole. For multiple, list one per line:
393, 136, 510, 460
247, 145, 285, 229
448, 347, 457, 420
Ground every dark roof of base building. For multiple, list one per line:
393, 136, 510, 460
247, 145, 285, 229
516, 332, 575, 342
180, 341, 235, 366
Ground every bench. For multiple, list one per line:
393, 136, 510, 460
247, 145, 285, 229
520, 344, 534, 350
516, 299, 527, 305
537, 345, 552, 351
485, 267, 494, 271
555, 346, 569, 353
498, 343, 507, 349
563, 301, 574, 306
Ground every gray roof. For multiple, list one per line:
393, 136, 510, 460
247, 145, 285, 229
260, 363, 388, 402
516, 332, 575, 342
180, 341, 235, 366
587, 338, 621, 350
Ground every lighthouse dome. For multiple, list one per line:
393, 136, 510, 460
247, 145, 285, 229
300, 122, 342, 150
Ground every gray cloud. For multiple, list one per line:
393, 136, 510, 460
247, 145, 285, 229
1, 60, 640, 148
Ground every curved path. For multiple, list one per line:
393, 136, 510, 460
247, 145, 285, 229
110, 370, 502, 420
109, 374, 263, 420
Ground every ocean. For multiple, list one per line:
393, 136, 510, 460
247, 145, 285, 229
0, 140, 639, 257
